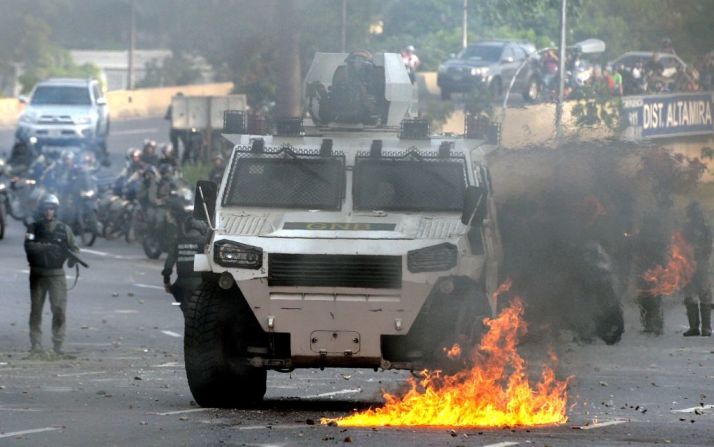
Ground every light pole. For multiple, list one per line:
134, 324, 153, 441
127, 0, 136, 90
341, 0, 347, 53
555, 0, 567, 139
462, 0, 468, 49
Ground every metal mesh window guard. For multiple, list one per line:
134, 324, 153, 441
223, 148, 345, 210
353, 153, 467, 212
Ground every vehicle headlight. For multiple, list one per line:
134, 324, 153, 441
407, 243, 458, 273
80, 189, 96, 198
19, 114, 36, 124
75, 116, 92, 125
0, 183, 6, 191
470, 67, 489, 76
214, 240, 263, 269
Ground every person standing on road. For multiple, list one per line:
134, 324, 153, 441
24, 194, 79, 355
682, 201, 712, 336
162, 214, 208, 308
634, 212, 671, 335
208, 153, 226, 185
401, 45, 420, 84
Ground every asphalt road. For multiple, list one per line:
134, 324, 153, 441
0, 118, 713, 446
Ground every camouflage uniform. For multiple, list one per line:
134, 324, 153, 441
24, 202, 78, 354
162, 216, 208, 307
682, 201, 712, 336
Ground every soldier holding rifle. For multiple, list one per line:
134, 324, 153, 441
24, 194, 87, 356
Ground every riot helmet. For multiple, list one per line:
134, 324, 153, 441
40, 194, 60, 211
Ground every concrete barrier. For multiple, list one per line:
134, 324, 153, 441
437, 101, 613, 148
0, 82, 235, 129
106, 82, 234, 120
0, 97, 24, 128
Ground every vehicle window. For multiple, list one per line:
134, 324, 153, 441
353, 157, 467, 212
459, 45, 502, 62
513, 46, 527, 61
223, 156, 344, 209
30, 86, 92, 106
502, 46, 516, 62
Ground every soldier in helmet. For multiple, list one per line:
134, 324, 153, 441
208, 153, 225, 185
162, 212, 208, 308
23, 194, 79, 356
682, 201, 713, 336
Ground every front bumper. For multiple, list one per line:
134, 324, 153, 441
16, 123, 96, 146
437, 72, 489, 92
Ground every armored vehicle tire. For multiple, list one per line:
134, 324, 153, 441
142, 235, 162, 259
184, 280, 267, 408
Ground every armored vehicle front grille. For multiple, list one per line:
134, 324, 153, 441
268, 254, 402, 289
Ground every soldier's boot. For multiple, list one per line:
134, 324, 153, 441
700, 303, 712, 337
30, 342, 43, 354
53, 342, 64, 356
683, 303, 701, 336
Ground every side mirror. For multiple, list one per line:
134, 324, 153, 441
96, 97, 107, 106
18, 96, 27, 104
461, 185, 487, 225
193, 180, 217, 225
502, 56, 514, 64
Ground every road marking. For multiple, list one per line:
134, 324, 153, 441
56, 371, 106, 377
0, 427, 62, 438
672, 404, 714, 413
134, 283, 164, 290
0, 407, 41, 412
161, 330, 182, 338
115, 310, 139, 314
573, 419, 628, 430
303, 388, 362, 399
483, 443, 519, 447
151, 408, 209, 416
80, 248, 145, 260
112, 127, 159, 136
152, 362, 181, 368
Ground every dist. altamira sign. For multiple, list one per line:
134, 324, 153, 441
622, 92, 714, 140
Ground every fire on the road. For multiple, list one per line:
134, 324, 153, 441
322, 300, 570, 428
642, 231, 695, 295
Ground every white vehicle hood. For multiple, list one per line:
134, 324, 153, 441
218, 211, 466, 240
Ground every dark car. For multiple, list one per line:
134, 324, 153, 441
437, 40, 537, 100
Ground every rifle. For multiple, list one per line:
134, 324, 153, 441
55, 239, 89, 269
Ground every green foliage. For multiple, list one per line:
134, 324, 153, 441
570, 84, 622, 131
181, 162, 211, 188
18, 49, 102, 94
136, 53, 202, 88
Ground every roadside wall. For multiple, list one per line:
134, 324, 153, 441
0, 82, 234, 128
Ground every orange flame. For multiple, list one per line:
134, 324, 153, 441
642, 232, 696, 296
443, 343, 462, 360
491, 278, 513, 305
322, 300, 570, 428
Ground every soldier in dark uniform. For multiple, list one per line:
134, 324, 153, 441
682, 201, 712, 336
634, 211, 671, 335
208, 154, 225, 185
24, 194, 79, 355
162, 214, 208, 308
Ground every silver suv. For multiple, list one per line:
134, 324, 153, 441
16, 78, 110, 152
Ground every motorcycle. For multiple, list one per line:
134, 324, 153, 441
130, 183, 194, 259
59, 168, 99, 246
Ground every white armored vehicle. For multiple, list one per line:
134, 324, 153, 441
186, 52, 502, 407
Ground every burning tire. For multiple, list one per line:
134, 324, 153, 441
184, 279, 267, 408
